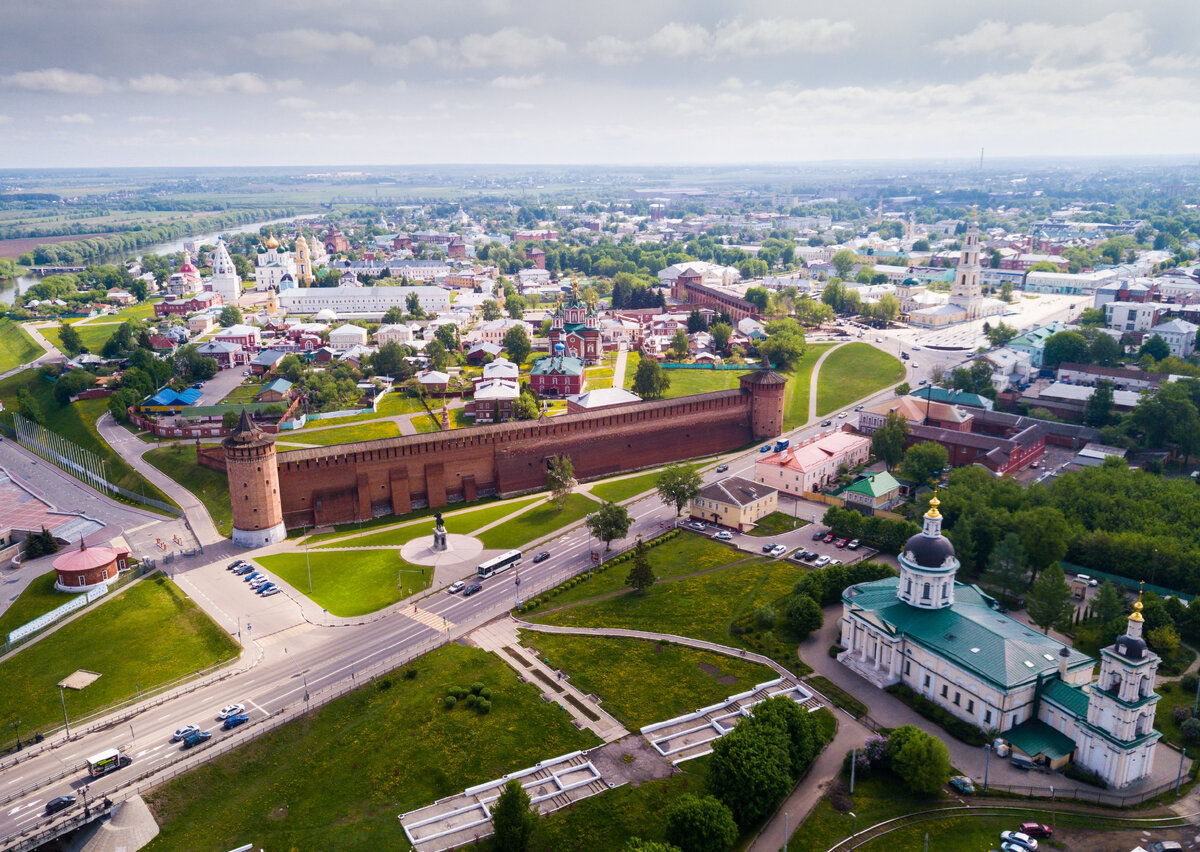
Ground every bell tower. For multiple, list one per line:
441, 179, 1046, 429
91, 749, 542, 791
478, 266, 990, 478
223, 408, 286, 547
896, 495, 959, 610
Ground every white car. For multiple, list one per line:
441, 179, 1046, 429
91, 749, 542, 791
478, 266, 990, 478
837, 412, 847, 419
1000, 832, 1037, 851
248, 576, 270, 588
218, 703, 246, 720
813, 555, 831, 568
260, 587, 281, 597
713, 531, 732, 541
769, 544, 787, 557
448, 581, 465, 594
172, 724, 200, 742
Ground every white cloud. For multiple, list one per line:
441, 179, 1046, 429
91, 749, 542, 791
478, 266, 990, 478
374, 35, 444, 68
47, 113, 94, 124
586, 17, 854, 64
646, 23, 709, 58
582, 35, 639, 65
934, 13, 1146, 66
127, 72, 271, 95
202, 73, 271, 94
5, 68, 114, 95
255, 28, 375, 57
459, 27, 565, 68
721, 77, 745, 90
1148, 54, 1200, 72
511, 101, 534, 110
128, 73, 186, 94
490, 74, 543, 90
127, 115, 156, 124
278, 96, 316, 109
0, 115, 10, 124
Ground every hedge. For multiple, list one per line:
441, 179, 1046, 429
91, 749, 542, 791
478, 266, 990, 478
885, 683, 988, 746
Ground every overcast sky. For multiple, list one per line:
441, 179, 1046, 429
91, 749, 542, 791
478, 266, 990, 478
1, 1, 1197, 168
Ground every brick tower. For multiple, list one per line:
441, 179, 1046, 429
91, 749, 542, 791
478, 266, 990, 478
739, 362, 787, 441
223, 408, 286, 548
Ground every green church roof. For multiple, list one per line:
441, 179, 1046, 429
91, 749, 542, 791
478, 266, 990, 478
844, 471, 900, 498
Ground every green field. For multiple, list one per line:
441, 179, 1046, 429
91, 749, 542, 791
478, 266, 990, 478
622, 353, 745, 398
0, 318, 43, 373
42, 322, 124, 355
814, 343, 904, 416
783, 343, 837, 430
314, 495, 543, 550
0, 576, 238, 737
142, 643, 599, 852
745, 511, 807, 537
254, 549, 430, 616
478, 493, 598, 551
518, 631, 777, 728
376, 393, 428, 416
0, 571, 66, 639
276, 420, 399, 447
0, 369, 176, 508
142, 444, 233, 536
589, 463, 701, 504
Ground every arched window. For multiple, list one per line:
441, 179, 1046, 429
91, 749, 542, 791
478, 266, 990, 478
922, 583, 931, 600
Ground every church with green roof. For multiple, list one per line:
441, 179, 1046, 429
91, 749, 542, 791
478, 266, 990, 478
838, 496, 1161, 788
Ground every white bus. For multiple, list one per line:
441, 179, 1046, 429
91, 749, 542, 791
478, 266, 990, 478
86, 748, 129, 777
477, 550, 522, 579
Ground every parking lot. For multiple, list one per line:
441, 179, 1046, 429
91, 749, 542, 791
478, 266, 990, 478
681, 520, 881, 570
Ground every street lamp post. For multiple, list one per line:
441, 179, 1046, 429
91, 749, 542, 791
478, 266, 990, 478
1177, 747, 1188, 795
983, 743, 991, 792
58, 686, 70, 737
514, 569, 522, 610
1049, 785, 1055, 832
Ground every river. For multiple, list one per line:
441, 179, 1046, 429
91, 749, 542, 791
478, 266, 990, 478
9, 214, 309, 298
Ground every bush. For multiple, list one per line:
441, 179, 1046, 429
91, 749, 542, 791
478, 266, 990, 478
376, 678, 393, 691
828, 644, 846, 659
754, 605, 776, 630
1182, 674, 1198, 695
1063, 762, 1108, 788
480, 687, 492, 700
470, 681, 485, 696
785, 595, 823, 638
443, 696, 457, 710
477, 699, 491, 714
466, 694, 479, 708
1183, 717, 1200, 744
403, 667, 418, 680
1174, 706, 1193, 726
885, 684, 987, 746
887, 725, 951, 795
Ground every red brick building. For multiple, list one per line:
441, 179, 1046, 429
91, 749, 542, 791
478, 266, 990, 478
447, 237, 467, 259
528, 247, 546, 269
529, 354, 585, 396
53, 540, 127, 592
155, 291, 222, 316
548, 288, 602, 364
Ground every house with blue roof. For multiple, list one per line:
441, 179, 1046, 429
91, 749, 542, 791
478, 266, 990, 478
838, 496, 1161, 789
140, 387, 203, 413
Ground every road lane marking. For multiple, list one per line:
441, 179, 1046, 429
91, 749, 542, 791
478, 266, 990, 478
248, 700, 268, 716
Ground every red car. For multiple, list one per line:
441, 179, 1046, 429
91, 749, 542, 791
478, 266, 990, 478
823, 534, 834, 544
835, 538, 849, 549
1019, 823, 1052, 839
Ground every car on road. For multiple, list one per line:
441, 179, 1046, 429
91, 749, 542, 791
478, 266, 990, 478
688, 521, 706, 531
999, 831, 1038, 851
462, 582, 483, 597
912, 345, 921, 350
448, 581, 465, 594
875, 337, 883, 343
759, 444, 773, 453
918, 378, 927, 385
1149, 843, 1183, 852
715, 464, 729, 473
222, 713, 250, 731
847, 539, 861, 550
761, 542, 776, 553
1018, 824, 1051, 839
182, 730, 212, 749
713, 530, 732, 541
260, 587, 281, 597
837, 412, 847, 419
218, 703, 245, 720
44, 796, 76, 815
813, 555, 831, 568
948, 776, 975, 795
820, 420, 832, 427
533, 551, 550, 563
191, 382, 204, 389
823, 533, 835, 543
769, 544, 787, 557
853, 405, 864, 412
911, 363, 919, 369
171, 724, 200, 742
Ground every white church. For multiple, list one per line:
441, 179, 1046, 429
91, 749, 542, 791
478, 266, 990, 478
839, 496, 1161, 789
909, 218, 1007, 327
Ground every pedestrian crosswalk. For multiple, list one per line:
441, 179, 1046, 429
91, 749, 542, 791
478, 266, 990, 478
405, 604, 452, 632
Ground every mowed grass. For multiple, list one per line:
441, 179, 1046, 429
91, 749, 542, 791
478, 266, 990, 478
376, 393, 428, 416
42, 322, 123, 355
622, 353, 745, 398
314, 495, 544, 550
0, 318, 43, 372
276, 420, 399, 447
814, 343, 903, 416
142, 643, 599, 852
477, 493, 598, 551
745, 511, 807, 537
589, 463, 700, 504
523, 535, 745, 614
0, 576, 238, 736
783, 342, 836, 430
0, 570, 67, 639
518, 632, 777, 729
142, 443, 233, 536
254, 549, 431, 616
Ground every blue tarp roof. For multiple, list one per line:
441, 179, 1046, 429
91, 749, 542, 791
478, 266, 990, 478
147, 387, 202, 407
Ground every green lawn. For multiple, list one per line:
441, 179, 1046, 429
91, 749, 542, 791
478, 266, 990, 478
478, 493, 598, 551
786, 771, 949, 852
745, 511, 808, 537
623, 353, 746, 398
804, 675, 868, 719
0, 576, 238, 737
276, 420, 399, 447
218, 381, 265, 404
412, 413, 441, 433
0, 571, 67, 640
0, 318, 43, 373
376, 393, 428, 416
522, 535, 745, 615
1155, 680, 1192, 747
143, 643, 599, 852
43, 322, 123, 355
589, 463, 700, 504
0, 369, 176, 508
142, 443, 233, 536
531, 550, 811, 674
518, 631, 777, 729
783, 342, 836, 430
255, 549, 431, 616
314, 495, 544, 550
814, 343, 904, 417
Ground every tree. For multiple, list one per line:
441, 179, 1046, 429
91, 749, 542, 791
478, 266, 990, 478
894, 381, 910, 397
502, 324, 532, 364
434, 323, 459, 351
1015, 507, 1070, 583
1139, 334, 1170, 362
513, 392, 540, 420
507, 294, 527, 320
632, 356, 670, 400
1026, 562, 1074, 634
217, 305, 243, 327
871, 410, 909, 470
491, 779, 537, 852
481, 299, 502, 321
405, 291, 426, 319
626, 536, 656, 592
546, 454, 575, 510
710, 322, 732, 354
624, 841, 682, 852
759, 319, 807, 369
1088, 333, 1122, 366
382, 305, 406, 324
670, 327, 690, 360
1148, 624, 1181, 657
1092, 580, 1125, 624
785, 594, 823, 638
664, 795, 738, 852
1042, 331, 1090, 369
751, 695, 826, 778
53, 369, 96, 404
58, 322, 84, 356
887, 726, 951, 795
424, 339, 450, 372
1083, 380, 1115, 427
707, 719, 792, 828
743, 286, 769, 312
983, 533, 1029, 605
900, 441, 948, 487
984, 322, 1018, 347
15, 387, 44, 424
656, 463, 703, 518
831, 249, 856, 279
687, 308, 707, 333
587, 501, 631, 551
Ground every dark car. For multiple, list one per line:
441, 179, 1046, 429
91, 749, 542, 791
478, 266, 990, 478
820, 420, 832, 427
812, 529, 826, 541
715, 464, 729, 473
44, 796, 76, 815
462, 582, 483, 597
222, 713, 250, 731
533, 551, 550, 563
761, 543, 776, 553
182, 730, 212, 749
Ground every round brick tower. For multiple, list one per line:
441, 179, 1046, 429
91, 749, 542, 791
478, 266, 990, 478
223, 408, 286, 548
740, 363, 787, 441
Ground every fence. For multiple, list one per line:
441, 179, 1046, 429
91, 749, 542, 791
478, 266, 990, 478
982, 777, 1181, 807
6, 583, 108, 644
660, 362, 749, 370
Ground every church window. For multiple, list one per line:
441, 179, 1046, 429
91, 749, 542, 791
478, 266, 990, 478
924, 674, 931, 689
905, 578, 912, 596
984, 709, 992, 725
904, 661, 911, 676
953, 692, 960, 706
967, 699, 975, 713
922, 583, 931, 600
941, 685, 948, 698
941, 584, 949, 600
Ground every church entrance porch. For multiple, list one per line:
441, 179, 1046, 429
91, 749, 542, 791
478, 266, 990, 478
837, 645, 900, 689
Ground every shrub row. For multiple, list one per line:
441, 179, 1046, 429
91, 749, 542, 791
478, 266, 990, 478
519, 530, 680, 611
444, 682, 493, 714
885, 684, 988, 746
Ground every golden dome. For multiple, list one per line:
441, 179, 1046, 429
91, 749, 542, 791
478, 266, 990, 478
265, 232, 280, 250
295, 233, 308, 247
1130, 583, 1145, 622
925, 493, 941, 520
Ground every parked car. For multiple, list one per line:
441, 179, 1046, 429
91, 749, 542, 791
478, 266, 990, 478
715, 464, 729, 473
249, 576, 270, 588
813, 555, 831, 568
761, 543, 776, 553
243, 572, 262, 583
222, 714, 250, 731
918, 378, 927, 385
462, 582, 483, 597
172, 724, 200, 742
823, 534, 835, 543
714, 531, 732, 541
256, 583, 276, 595
448, 581, 465, 594
533, 551, 550, 563
847, 539, 861, 550
769, 544, 787, 557
948, 776, 975, 795
812, 529, 826, 541
227, 561, 247, 571
234, 565, 255, 575
44, 796, 76, 815
1018, 823, 1050, 839
828, 558, 842, 566
260, 587, 281, 597
999, 831, 1037, 851
1150, 843, 1183, 852
835, 538, 848, 549
191, 382, 204, 390
689, 522, 706, 531
182, 730, 212, 749
218, 703, 245, 720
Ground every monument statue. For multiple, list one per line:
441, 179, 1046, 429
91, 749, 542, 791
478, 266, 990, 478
432, 510, 447, 552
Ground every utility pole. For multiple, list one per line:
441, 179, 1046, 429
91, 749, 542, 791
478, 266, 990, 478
58, 686, 70, 737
